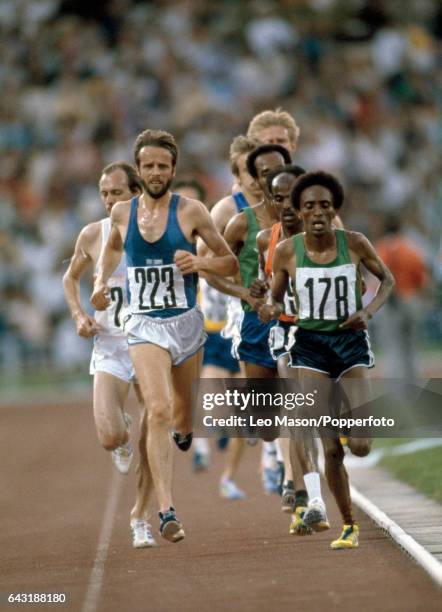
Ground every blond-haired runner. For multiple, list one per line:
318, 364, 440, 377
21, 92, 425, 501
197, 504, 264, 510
201, 111, 302, 499
247, 108, 300, 154
247, 109, 301, 494
248, 108, 344, 496
202, 113, 301, 498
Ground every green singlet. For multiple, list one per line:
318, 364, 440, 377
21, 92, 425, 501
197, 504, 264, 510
238, 207, 260, 312
293, 230, 362, 332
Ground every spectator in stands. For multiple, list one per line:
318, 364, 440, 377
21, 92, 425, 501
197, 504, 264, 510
375, 214, 430, 379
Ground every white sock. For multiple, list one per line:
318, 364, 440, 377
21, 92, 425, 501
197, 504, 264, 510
194, 438, 209, 455
303, 472, 323, 504
262, 441, 277, 470
263, 441, 277, 453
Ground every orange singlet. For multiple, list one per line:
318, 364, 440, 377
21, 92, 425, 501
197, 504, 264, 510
264, 222, 295, 323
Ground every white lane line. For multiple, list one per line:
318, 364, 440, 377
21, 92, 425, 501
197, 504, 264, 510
0, 390, 90, 408
351, 484, 442, 589
389, 438, 442, 456
82, 470, 123, 612
344, 438, 442, 468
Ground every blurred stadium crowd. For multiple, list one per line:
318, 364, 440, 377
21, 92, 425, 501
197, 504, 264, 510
0, 0, 441, 375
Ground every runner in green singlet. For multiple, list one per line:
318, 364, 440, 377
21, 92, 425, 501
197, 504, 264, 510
268, 171, 395, 550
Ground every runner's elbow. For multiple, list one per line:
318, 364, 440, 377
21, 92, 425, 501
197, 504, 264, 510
62, 270, 75, 289
385, 269, 395, 291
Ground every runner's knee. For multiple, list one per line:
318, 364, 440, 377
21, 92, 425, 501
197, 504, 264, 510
147, 401, 172, 429
348, 438, 371, 457
99, 431, 123, 451
324, 441, 344, 465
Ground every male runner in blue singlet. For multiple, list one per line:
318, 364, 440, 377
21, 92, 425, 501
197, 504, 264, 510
204, 143, 293, 497
91, 130, 237, 543
205, 143, 292, 375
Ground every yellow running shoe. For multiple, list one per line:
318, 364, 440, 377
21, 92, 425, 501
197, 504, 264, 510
289, 506, 313, 536
330, 524, 359, 549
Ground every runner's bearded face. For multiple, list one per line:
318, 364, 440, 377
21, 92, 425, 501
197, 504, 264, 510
99, 169, 135, 214
138, 146, 175, 199
299, 186, 336, 237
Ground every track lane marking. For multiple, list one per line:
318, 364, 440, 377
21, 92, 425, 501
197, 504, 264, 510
82, 470, 123, 612
351, 484, 442, 589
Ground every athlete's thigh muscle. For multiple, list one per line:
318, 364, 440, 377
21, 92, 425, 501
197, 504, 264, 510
201, 364, 232, 378
171, 348, 203, 407
93, 372, 131, 443
129, 343, 173, 408
94, 371, 131, 418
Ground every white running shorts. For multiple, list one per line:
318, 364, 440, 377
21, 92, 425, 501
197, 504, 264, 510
123, 306, 206, 366
90, 334, 136, 383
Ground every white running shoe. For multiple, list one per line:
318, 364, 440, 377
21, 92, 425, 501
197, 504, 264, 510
111, 413, 133, 474
303, 498, 330, 532
130, 519, 157, 548
219, 478, 246, 500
